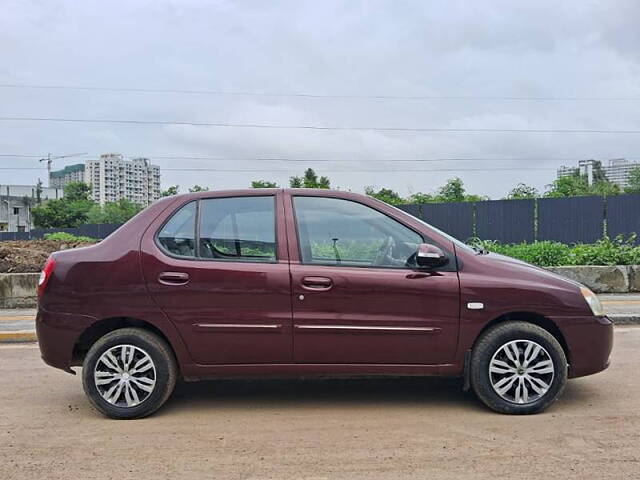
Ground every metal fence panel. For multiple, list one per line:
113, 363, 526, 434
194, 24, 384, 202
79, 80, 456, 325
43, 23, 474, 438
422, 202, 475, 241
606, 194, 640, 242
396, 204, 421, 219
537, 196, 604, 243
476, 199, 535, 243
0, 223, 123, 241
0, 231, 30, 241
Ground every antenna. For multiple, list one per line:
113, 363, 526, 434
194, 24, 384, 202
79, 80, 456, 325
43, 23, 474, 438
38, 153, 87, 186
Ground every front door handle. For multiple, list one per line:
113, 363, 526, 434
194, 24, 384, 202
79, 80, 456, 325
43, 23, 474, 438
301, 276, 333, 291
158, 271, 190, 286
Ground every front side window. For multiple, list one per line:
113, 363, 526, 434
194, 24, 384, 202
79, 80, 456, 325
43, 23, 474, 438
157, 201, 196, 257
293, 196, 422, 268
199, 196, 276, 261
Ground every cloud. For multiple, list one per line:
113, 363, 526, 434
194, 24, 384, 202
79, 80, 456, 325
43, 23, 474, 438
1, 0, 640, 196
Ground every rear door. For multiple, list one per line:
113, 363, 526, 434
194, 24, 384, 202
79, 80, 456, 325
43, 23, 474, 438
141, 192, 292, 365
286, 194, 460, 365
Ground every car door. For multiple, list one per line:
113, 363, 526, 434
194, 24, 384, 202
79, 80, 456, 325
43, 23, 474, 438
141, 192, 292, 365
286, 193, 460, 365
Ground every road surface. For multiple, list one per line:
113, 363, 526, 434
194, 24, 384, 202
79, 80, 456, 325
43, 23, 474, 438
1, 327, 639, 479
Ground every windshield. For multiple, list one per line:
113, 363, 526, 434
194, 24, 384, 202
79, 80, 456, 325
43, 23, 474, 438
386, 204, 477, 253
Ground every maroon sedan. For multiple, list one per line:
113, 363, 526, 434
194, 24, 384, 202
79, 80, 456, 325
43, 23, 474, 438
36, 189, 613, 418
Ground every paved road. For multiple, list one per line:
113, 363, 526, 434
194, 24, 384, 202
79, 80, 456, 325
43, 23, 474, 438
1, 327, 638, 480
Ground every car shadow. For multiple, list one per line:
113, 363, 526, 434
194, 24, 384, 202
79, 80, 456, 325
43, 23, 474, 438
160, 376, 484, 415
156, 376, 602, 417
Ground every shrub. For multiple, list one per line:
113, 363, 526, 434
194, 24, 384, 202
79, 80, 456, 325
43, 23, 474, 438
471, 236, 640, 267
43, 232, 98, 243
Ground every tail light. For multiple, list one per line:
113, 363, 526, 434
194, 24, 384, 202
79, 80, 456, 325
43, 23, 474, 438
38, 256, 56, 298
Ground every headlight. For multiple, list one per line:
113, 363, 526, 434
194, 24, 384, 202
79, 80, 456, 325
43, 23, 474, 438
580, 287, 605, 316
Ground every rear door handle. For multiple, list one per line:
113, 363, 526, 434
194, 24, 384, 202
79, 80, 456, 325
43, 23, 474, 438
301, 276, 333, 291
158, 271, 190, 286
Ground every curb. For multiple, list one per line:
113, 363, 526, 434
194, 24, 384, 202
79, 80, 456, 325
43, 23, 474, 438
0, 330, 37, 343
610, 315, 640, 325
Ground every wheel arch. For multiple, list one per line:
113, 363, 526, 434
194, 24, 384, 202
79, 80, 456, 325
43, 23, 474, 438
72, 317, 178, 367
474, 311, 571, 364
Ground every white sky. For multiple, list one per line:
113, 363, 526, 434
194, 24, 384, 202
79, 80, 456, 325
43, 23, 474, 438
1, 0, 640, 198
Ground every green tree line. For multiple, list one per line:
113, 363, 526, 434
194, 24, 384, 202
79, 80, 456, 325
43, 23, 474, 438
31, 182, 145, 228
249, 164, 640, 205
31, 162, 640, 228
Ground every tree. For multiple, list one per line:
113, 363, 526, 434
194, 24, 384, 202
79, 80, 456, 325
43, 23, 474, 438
591, 180, 620, 196
316, 175, 331, 189
407, 192, 433, 204
188, 185, 209, 192
624, 166, 640, 194
35, 179, 43, 204
251, 180, 279, 188
64, 181, 92, 201
507, 183, 539, 199
545, 173, 620, 197
31, 182, 94, 228
545, 175, 590, 198
591, 160, 609, 184
364, 187, 406, 205
161, 185, 179, 197
290, 168, 331, 189
434, 177, 466, 203
86, 199, 143, 224
289, 176, 303, 188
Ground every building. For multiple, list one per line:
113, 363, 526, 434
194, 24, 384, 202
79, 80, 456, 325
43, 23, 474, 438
601, 158, 637, 188
49, 163, 86, 188
557, 158, 640, 188
0, 184, 64, 232
84, 154, 161, 206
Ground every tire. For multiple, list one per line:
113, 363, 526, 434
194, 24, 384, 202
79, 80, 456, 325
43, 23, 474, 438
82, 328, 177, 419
470, 321, 567, 415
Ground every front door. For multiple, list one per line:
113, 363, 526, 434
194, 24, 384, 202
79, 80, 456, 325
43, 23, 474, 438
287, 194, 460, 365
141, 193, 292, 365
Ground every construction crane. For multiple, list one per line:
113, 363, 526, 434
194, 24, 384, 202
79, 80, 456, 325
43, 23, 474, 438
38, 153, 87, 186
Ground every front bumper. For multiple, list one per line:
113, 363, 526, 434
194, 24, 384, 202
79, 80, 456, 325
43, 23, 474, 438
553, 315, 613, 378
36, 307, 97, 374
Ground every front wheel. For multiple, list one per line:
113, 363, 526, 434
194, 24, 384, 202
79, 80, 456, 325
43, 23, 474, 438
82, 328, 177, 419
470, 322, 567, 414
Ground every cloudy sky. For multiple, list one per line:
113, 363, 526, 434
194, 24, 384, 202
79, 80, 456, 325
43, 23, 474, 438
1, 0, 640, 198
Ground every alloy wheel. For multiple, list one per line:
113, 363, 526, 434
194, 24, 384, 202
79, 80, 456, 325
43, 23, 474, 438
93, 344, 157, 408
489, 339, 555, 404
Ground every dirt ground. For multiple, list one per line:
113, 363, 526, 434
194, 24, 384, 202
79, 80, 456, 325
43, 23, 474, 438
0, 240, 93, 273
1, 328, 639, 480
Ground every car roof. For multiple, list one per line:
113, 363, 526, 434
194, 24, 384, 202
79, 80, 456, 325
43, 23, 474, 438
169, 188, 368, 201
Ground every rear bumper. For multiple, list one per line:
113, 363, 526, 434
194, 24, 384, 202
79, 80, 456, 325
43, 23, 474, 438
553, 315, 613, 379
36, 307, 96, 374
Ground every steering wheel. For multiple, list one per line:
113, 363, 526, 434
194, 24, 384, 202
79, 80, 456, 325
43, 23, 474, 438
372, 236, 394, 266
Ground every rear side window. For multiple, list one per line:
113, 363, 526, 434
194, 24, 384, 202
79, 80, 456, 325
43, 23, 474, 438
199, 196, 276, 261
157, 201, 196, 257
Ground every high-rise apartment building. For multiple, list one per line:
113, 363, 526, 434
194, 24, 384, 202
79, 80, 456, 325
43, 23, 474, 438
49, 163, 86, 188
85, 154, 161, 206
557, 158, 639, 188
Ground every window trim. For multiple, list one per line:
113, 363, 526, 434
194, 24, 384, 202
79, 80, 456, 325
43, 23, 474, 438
155, 200, 198, 260
155, 195, 279, 264
291, 195, 455, 271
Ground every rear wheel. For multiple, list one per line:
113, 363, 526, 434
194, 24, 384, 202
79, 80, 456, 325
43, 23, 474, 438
470, 322, 567, 414
82, 328, 177, 419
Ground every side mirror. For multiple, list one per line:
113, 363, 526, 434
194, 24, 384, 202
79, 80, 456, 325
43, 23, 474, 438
414, 243, 448, 269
